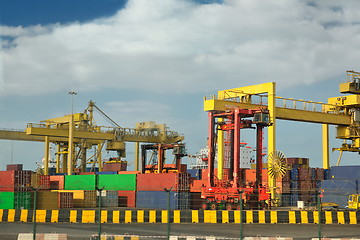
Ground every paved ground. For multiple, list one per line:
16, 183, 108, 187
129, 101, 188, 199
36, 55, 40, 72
1, 222, 360, 240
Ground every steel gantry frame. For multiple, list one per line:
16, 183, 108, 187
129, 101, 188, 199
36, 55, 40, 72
0, 101, 184, 175
204, 77, 360, 204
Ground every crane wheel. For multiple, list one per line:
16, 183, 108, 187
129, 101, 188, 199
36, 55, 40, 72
201, 202, 209, 210
225, 203, 234, 210
209, 202, 217, 210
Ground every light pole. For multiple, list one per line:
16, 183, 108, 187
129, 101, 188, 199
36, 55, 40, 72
164, 187, 173, 240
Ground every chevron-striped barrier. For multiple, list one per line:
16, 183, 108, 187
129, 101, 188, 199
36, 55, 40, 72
1, 209, 359, 224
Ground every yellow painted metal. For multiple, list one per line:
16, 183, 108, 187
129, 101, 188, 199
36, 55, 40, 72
349, 211, 357, 224
161, 210, 168, 223
217, 118, 224, 180
113, 211, 120, 223
173, 210, 181, 223
137, 210, 144, 223
234, 210, 241, 223
300, 211, 308, 224
125, 210, 132, 223
222, 211, 229, 223
101, 210, 108, 223
44, 136, 50, 175
36, 210, 46, 222
246, 211, 253, 223
322, 124, 330, 169
340, 82, 360, 94
270, 211, 277, 223
51, 210, 59, 223
149, 210, 156, 223
8, 209, 15, 222
0, 209, 3, 222
97, 143, 103, 172
20, 209, 28, 222
289, 211, 296, 224
82, 210, 95, 223
55, 144, 61, 173
325, 211, 332, 224
70, 210, 77, 223
135, 142, 140, 171
258, 210, 266, 223
191, 210, 199, 223
337, 211, 345, 224
328, 95, 360, 107
67, 115, 74, 175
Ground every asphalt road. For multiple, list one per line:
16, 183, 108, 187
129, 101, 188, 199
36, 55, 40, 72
1, 222, 360, 240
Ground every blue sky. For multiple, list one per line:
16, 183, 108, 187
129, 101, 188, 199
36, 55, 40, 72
0, 0, 359, 171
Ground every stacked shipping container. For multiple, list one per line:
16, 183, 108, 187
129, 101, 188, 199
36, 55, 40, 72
136, 173, 190, 210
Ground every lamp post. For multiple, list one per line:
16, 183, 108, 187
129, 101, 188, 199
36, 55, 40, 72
239, 191, 244, 240
164, 187, 173, 240
97, 186, 105, 240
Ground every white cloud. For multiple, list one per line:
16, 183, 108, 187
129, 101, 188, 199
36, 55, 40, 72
1, 0, 360, 97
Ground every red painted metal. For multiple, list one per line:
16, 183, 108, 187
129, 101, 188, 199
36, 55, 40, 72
39, 175, 51, 190
207, 111, 215, 188
136, 172, 190, 192
118, 190, 136, 207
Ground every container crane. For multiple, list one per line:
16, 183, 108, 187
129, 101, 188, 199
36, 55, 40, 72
203, 71, 360, 205
2, 101, 183, 175
201, 108, 270, 210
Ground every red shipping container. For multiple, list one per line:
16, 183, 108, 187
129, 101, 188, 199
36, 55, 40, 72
190, 178, 206, 192
78, 172, 96, 175
118, 171, 142, 174
103, 162, 127, 172
118, 190, 136, 208
39, 175, 51, 190
0, 170, 32, 191
281, 181, 291, 194
136, 172, 190, 192
190, 192, 202, 210
58, 192, 73, 208
315, 168, 325, 181
49, 175, 65, 190
298, 168, 312, 181
6, 164, 23, 171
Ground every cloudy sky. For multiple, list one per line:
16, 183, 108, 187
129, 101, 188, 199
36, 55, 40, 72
0, 0, 359, 171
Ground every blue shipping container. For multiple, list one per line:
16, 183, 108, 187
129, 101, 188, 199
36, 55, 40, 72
96, 171, 118, 175
136, 191, 190, 210
322, 193, 348, 208
290, 168, 299, 181
187, 169, 202, 180
320, 180, 358, 195
330, 166, 360, 180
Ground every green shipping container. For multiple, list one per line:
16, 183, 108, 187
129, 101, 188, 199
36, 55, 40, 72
65, 175, 97, 190
98, 174, 136, 191
0, 192, 33, 209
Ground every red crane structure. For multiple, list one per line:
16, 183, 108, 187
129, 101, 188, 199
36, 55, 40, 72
201, 108, 271, 210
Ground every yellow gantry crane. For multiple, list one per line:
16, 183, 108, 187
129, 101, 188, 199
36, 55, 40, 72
204, 71, 360, 204
1, 101, 184, 175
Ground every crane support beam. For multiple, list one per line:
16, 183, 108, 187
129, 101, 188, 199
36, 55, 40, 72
205, 99, 351, 125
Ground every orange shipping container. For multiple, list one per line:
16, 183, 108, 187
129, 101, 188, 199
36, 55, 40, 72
49, 175, 65, 190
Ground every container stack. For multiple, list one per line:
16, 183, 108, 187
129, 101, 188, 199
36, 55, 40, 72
136, 172, 190, 210
0, 166, 33, 209
280, 158, 326, 206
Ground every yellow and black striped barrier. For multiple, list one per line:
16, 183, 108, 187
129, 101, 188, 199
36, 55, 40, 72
1, 209, 359, 224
